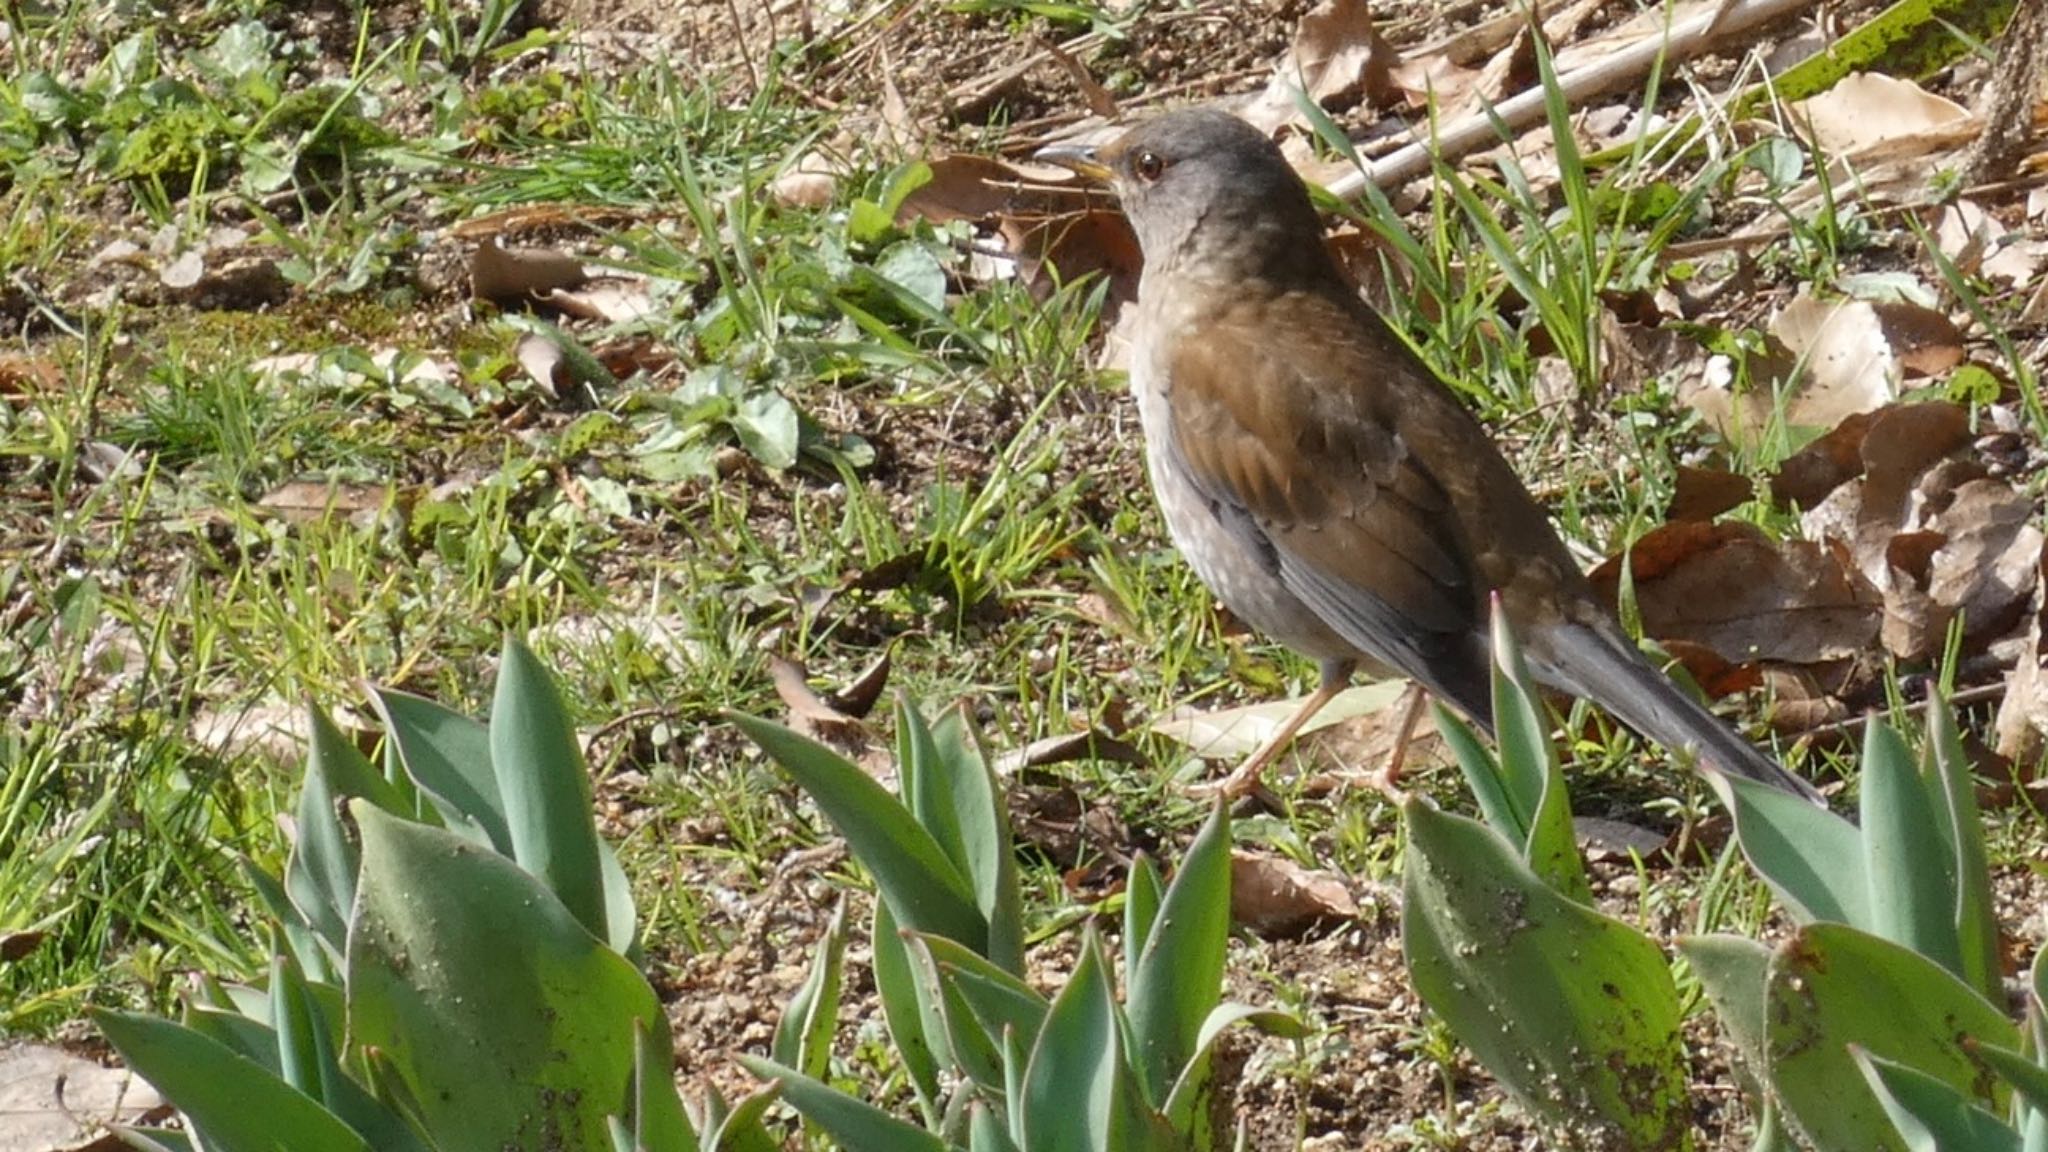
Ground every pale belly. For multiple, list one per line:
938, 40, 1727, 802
1130, 357, 1359, 665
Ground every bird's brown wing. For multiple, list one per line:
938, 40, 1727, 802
1160, 285, 1501, 710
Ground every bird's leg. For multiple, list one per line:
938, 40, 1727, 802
1368, 683, 1428, 802
1209, 659, 1355, 798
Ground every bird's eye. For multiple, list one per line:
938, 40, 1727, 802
1132, 150, 1165, 182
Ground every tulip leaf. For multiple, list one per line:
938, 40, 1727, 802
1861, 718, 1963, 975
92, 1009, 373, 1152
1719, 773, 1867, 925
1127, 800, 1231, 1109
1021, 932, 1123, 1152
735, 1058, 947, 1152
730, 712, 987, 951
1926, 697, 2001, 1002
346, 804, 664, 1152
1764, 922, 2017, 1152
490, 636, 609, 941
1402, 798, 1687, 1149
1853, 1046, 2022, 1152
369, 685, 508, 850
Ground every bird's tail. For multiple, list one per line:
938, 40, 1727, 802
1537, 617, 1827, 806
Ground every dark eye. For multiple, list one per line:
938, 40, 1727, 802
1132, 150, 1165, 182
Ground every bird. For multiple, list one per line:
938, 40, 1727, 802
1037, 108, 1824, 805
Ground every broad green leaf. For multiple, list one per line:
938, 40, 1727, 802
1486, 606, 1588, 901
1163, 1003, 1307, 1122
734, 1058, 947, 1152
346, 804, 663, 1152
1679, 935, 1773, 1080
369, 686, 507, 849
269, 954, 339, 1104
968, 1100, 1022, 1152
871, 902, 943, 1120
1720, 773, 1867, 925
1861, 719, 1962, 974
1122, 854, 1162, 982
1127, 801, 1231, 1109
1854, 1047, 2022, 1152
1927, 698, 2001, 1002
1765, 922, 2017, 1152
93, 1010, 373, 1152
1434, 706, 1519, 836
627, 1017, 700, 1152
1021, 932, 1125, 1152
178, 1005, 427, 1152
919, 933, 1049, 1046
490, 636, 608, 939
773, 901, 847, 1082
730, 712, 986, 949
932, 705, 1025, 974
1974, 1040, 2048, 1118
701, 1083, 782, 1152
286, 706, 396, 956
1402, 799, 1688, 1149
897, 702, 971, 898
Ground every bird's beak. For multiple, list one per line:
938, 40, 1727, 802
1034, 143, 1114, 184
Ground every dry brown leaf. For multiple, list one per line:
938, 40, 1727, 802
1791, 72, 1973, 159
1922, 478, 2043, 648
825, 649, 893, 719
1007, 783, 1130, 870
1002, 208, 1144, 309
0, 1041, 168, 1152
1771, 401, 1970, 509
448, 204, 646, 241
1669, 465, 1752, 522
257, 478, 394, 526
471, 237, 590, 302
992, 728, 1147, 776
1590, 520, 1882, 665
545, 280, 657, 324
1996, 548, 2048, 761
1149, 682, 1410, 762
1758, 664, 1849, 734
1230, 849, 1359, 936
1239, 0, 1401, 133
1763, 295, 1964, 432
768, 654, 866, 740
1657, 638, 1763, 699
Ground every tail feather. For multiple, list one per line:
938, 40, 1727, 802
1537, 619, 1826, 806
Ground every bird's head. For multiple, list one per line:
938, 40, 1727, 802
1036, 109, 1325, 281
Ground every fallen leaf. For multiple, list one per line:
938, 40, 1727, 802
1148, 681, 1411, 762
1591, 521, 1882, 665
256, 478, 394, 527
1771, 400, 1970, 509
1230, 850, 1359, 936
470, 237, 590, 302
768, 654, 866, 740
825, 649, 892, 719
1996, 550, 2048, 762
1766, 295, 1964, 431
1758, 664, 1849, 734
1922, 479, 2043, 649
1573, 815, 1672, 863
0, 1041, 168, 1152
1790, 72, 1972, 158
1239, 0, 1401, 133
1669, 465, 1752, 522
992, 728, 1147, 776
